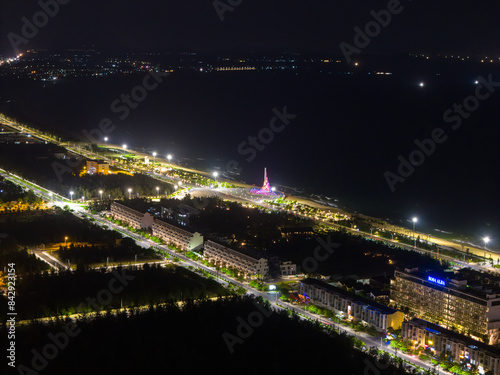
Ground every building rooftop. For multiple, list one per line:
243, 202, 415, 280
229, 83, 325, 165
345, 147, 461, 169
395, 268, 500, 302
205, 239, 268, 264
301, 278, 399, 315
407, 318, 500, 356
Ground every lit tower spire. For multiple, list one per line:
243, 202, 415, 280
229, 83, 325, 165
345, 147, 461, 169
262, 167, 271, 193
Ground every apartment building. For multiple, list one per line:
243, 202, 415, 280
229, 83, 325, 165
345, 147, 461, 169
85, 160, 109, 174
152, 218, 203, 252
110, 202, 153, 230
203, 240, 270, 277
280, 260, 297, 275
391, 268, 500, 344
299, 278, 404, 332
403, 318, 500, 375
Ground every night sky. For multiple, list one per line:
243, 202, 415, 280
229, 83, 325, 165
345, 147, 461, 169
1, 0, 500, 57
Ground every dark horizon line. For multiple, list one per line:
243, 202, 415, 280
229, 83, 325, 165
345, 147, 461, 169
3, 46, 500, 59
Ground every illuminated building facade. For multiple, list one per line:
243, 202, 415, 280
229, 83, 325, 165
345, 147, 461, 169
299, 278, 404, 332
403, 318, 500, 375
85, 160, 109, 175
391, 268, 500, 344
203, 240, 269, 277
152, 219, 203, 252
111, 202, 153, 230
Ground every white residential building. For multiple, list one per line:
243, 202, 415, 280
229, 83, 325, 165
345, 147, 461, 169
299, 278, 404, 332
111, 202, 153, 230
203, 240, 269, 277
152, 218, 203, 251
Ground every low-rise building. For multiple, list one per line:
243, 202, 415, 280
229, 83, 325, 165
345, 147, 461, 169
403, 318, 500, 375
280, 260, 297, 275
111, 202, 153, 230
152, 218, 203, 251
203, 240, 269, 277
299, 278, 404, 332
85, 160, 109, 175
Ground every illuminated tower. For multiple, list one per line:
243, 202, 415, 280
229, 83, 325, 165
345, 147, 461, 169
262, 168, 271, 193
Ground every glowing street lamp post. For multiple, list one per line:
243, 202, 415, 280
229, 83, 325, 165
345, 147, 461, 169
412, 217, 418, 247
213, 172, 218, 187
152, 152, 156, 164
167, 154, 172, 168
99, 190, 103, 200
70, 191, 73, 203
484, 237, 490, 261
128, 188, 132, 199
156, 186, 159, 197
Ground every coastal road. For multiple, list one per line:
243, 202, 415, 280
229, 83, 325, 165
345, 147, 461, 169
2, 167, 437, 373
2, 113, 496, 263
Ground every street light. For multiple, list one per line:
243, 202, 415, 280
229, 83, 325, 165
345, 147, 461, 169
128, 188, 132, 199
104, 137, 108, 144
64, 236, 68, 247
69, 191, 73, 202
122, 144, 127, 150
484, 236, 490, 248
156, 186, 159, 197
152, 151, 156, 164
412, 217, 418, 247
99, 190, 103, 200
484, 236, 490, 260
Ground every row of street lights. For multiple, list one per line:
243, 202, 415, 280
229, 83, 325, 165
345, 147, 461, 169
144, 151, 173, 165
410, 216, 492, 257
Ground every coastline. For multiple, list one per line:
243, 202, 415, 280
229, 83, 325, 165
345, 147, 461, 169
1, 113, 497, 260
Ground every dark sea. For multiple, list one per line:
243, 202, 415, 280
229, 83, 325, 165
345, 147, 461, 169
1, 57, 500, 248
